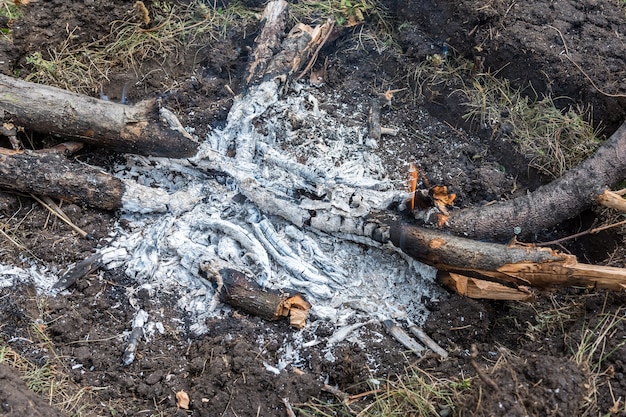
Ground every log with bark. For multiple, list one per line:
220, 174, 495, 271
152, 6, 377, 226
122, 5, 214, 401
216, 268, 311, 329
0, 74, 198, 157
441, 120, 626, 242
0, 147, 201, 213
390, 222, 626, 299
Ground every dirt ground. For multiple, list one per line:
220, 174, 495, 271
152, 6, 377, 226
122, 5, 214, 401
1, 0, 626, 416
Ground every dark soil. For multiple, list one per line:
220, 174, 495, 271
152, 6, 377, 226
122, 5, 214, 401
1, 0, 626, 416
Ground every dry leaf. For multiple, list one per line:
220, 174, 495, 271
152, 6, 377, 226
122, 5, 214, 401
430, 185, 456, 215
176, 390, 190, 409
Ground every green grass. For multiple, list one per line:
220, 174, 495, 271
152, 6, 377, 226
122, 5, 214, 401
0, 0, 24, 39
407, 53, 603, 178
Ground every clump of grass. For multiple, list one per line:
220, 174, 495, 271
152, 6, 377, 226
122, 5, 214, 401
360, 369, 467, 416
569, 306, 626, 416
24, 0, 259, 94
290, 0, 396, 53
408, 54, 603, 179
462, 74, 602, 178
297, 366, 470, 416
290, 0, 377, 27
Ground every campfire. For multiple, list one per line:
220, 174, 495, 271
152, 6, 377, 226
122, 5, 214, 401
1, 0, 626, 365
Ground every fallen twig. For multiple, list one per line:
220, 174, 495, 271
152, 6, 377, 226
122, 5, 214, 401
469, 344, 499, 391
383, 320, 424, 355
30, 194, 89, 238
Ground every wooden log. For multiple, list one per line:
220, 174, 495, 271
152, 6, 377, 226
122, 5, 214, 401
218, 268, 311, 329
0, 149, 200, 212
245, 0, 289, 85
0, 150, 125, 210
443, 120, 626, 241
390, 222, 626, 295
0, 74, 198, 157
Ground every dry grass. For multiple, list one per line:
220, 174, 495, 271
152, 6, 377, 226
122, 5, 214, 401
296, 365, 470, 417
569, 305, 626, 416
290, 0, 396, 53
0, 299, 103, 416
408, 53, 603, 178
24, 0, 259, 95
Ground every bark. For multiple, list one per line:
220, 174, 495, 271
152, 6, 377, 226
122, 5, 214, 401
0, 150, 124, 210
444, 120, 626, 241
245, 0, 289, 85
0, 74, 198, 157
391, 222, 626, 294
217, 268, 311, 329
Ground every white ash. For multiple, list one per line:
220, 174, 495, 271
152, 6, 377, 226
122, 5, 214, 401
3, 79, 444, 355
102, 80, 442, 336
0, 262, 56, 293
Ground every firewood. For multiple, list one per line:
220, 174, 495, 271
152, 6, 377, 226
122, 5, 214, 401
443, 120, 626, 241
0, 74, 198, 157
217, 268, 311, 329
439, 272, 534, 301
391, 222, 626, 298
0, 150, 125, 210
245, 0, 288, 85
0, 150, 201, 212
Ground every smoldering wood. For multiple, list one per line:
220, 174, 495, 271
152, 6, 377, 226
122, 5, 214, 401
0, 74, 198, 157
0, 150, 125, 210
443, 120, 626, 241
217, 268, 311, 328
390, 222, 626, 293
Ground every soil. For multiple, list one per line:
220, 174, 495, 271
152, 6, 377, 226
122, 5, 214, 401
1, 0, 626, 416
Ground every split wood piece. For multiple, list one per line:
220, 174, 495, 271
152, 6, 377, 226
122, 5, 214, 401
443, 119, 626, 241
439, 272, 534, 301
0, 74, 198, 157
390, 222, 626, 298
598, 189, 626, 212
218, 268, 311, 329
368, 97, 399, 141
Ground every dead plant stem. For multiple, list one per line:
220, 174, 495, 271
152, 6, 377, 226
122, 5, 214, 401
538, 218, 626, 246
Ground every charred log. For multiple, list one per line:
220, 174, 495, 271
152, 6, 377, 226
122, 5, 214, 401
0, 149, 124, 210
391, 222, 626, 296
217, 268, 311, 329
